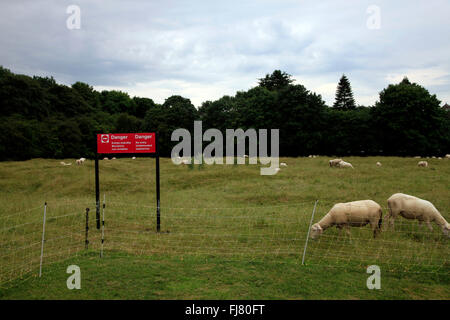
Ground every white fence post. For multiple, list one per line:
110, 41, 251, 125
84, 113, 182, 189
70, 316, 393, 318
39, 202, 47, 277
302, 200, 318, 265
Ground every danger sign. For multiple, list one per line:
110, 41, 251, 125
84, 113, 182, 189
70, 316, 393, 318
97, 133, 156, 154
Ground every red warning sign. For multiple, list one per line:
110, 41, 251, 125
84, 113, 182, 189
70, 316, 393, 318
97, 133, 156, 154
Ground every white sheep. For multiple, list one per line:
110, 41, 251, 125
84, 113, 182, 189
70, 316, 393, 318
76, 159, 82, 165
103, 157, 109, 160
112, 157, 117, 160
385, 193, 450, 236
132, 157, 136, 160
445, 154, 450, 159
337, 161, 354, 169
280, 162, 287, 167
79, 158, 86, 162
376, 162, 382, 167
418, 161, 428, 167
310, 200, 383, 239
329, 159, 343, 167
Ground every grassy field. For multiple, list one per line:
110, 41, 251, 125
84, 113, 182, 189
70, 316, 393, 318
0, 156, 449, 299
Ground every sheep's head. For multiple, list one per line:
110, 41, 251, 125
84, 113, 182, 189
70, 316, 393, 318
443, 223, 450, 237
310, 223, 323, 239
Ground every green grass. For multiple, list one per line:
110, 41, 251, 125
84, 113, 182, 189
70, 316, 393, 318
1, 251, 449, 300
0, 156, 449, 299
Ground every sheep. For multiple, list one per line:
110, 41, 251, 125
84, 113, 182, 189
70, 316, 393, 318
310, 200, 383, 239
112, 157, 117, 160
79, 158, 86, 162
132, 157, 136, 160
336, 161, 354, 169
376, 162, 382, 167
60, 161, 71, 166
385, 193, 450, 236
329, 159, 343, 167
280, 162, 288, 167
446, 154, 450, 159
76, 159, 82, 165
417, 161, 428, 167
103, 157, 109, 160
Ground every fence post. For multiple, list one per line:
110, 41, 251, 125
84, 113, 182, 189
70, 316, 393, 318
302, 200, 318, 265
100, 195, 105, 258
39, 202, 47, 277
85, 208, 89, 250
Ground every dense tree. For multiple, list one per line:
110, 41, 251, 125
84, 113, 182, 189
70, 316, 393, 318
1, 66, 449, 160
142, 95, 198, 156
258, 70, 294, 91
371, 77, 450, 156
333, 74, 356, 111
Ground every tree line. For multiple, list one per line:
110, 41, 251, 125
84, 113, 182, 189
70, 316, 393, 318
0, 67, 449, 160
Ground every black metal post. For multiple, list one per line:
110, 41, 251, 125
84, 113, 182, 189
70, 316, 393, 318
95, 153, 100, 230
85, 208, 89, 249
156, 133, 161, 232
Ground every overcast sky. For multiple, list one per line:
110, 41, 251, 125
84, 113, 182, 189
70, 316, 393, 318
1, 0, 449, 107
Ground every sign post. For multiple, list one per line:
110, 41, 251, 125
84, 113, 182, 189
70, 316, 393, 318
96, 132, 160, 232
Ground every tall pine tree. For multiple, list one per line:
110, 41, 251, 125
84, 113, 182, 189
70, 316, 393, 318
333, 74, 356, 110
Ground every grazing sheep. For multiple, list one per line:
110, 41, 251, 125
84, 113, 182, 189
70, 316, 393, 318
445, 154, 450, 159
310, 200, 383, 239
337, 161, 354, 169
103, 157, 109, 160
132, 157, 136, 160
329, 159, 343, 167
418, 161, 428, 167
76, 159, 82, 165
376, 162, 382, 167
112, 157, 117, 160
79, 158, 86, 162
385, 193, 450, 236
280, 162, 287, 167
244, 155, 249, 158
60, 161, 71, 166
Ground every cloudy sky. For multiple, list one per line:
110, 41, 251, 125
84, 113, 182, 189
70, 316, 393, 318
1, 0, 449, 107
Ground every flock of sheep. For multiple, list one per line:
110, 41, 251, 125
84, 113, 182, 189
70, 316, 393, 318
309, 156, 450, 239
310, 193, 450, 239
58, 155, 449, 241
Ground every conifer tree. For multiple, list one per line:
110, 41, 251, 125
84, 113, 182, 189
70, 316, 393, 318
333, 74, 356, 110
